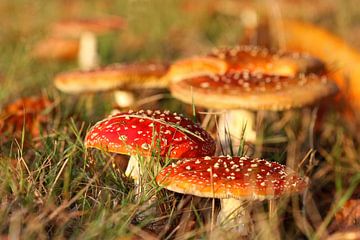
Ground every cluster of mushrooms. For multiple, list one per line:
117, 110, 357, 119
49, 17, 339, 236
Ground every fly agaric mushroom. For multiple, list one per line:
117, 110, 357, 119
156, 155, 307, 234
167, 46, 329, 146
165, 45, 326, 83
171, 71, 337, 110
51, 16, 125, 70
170, 70, 337, 147
209, 46, 326, 75
54, 62, 169, 108
85, 109, 216, 187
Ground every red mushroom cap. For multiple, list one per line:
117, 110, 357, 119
85, 110, 216, 158
156, 156, 308, 200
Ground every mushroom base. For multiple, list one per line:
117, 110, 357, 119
125, 155, 158, 217
218, 109, 256, 154
125, 155, 141, 183
125, 155, 158, 200
125, 155, 145, 199
217, 198, 251, 235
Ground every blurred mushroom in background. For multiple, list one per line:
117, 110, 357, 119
54, 62, 169, 109
33, 16, 125, 70
168, 46, 334, 155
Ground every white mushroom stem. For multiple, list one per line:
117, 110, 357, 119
125, 155, 158, 218
125, 155, 141, 187
124, 155, 155, 199
218, 109, 256, 151
78, 31, 99, 70
217, 198, 250, 235
114, 90, 136, 108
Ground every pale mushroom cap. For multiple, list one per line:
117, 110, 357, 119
54, 63, 169, 93
85, 109, 216, 158
156, 156, 308, 200
52, 16, 125, 38
170, 71, 338, 111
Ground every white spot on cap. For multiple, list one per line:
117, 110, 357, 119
119, 135, 127, 141
141, 143, 150, 150
200, 82, 210, 88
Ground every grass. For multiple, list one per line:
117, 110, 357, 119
1, 0, 360, 239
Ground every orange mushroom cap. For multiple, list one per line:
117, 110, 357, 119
54, 62, 169, 93
156, 156, 308, 200
208, 46, 326, 77
166, 45, 325, 82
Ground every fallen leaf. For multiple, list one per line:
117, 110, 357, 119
0, 95, 52, 138
334, 199, 360, 230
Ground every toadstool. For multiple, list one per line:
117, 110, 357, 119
85, 109, 216, 188
51, 16, 125, 70
156, 155, 308, 234
166, 46, 325, 83
170, 70, 337, 149
168, 46, 329, 148
54, 62, 169, 108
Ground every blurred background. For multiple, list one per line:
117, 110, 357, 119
1, 0, 360, 103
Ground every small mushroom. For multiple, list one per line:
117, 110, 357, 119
50, 16, 125, 70
156, 155, 308, 235
85, 109, 216, 188
54, 62, 169, 108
